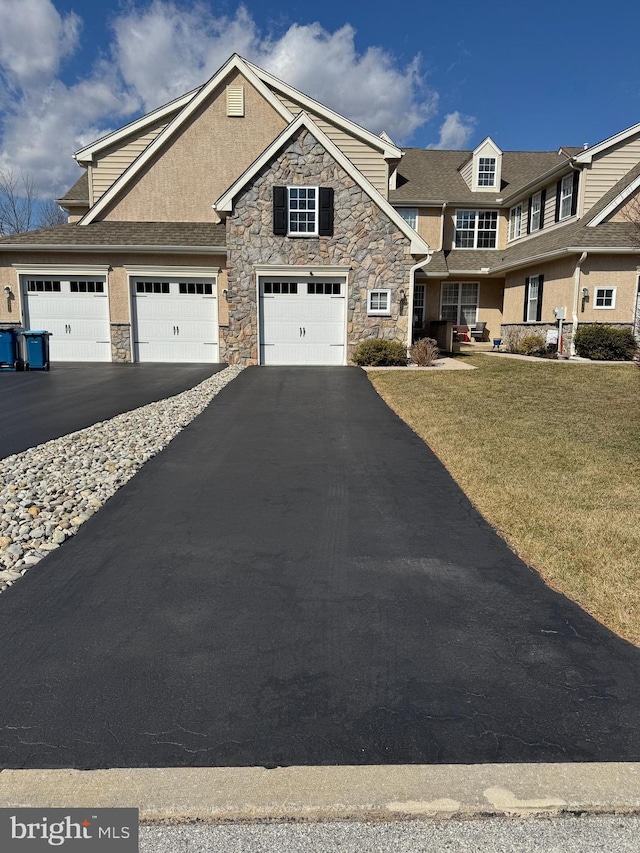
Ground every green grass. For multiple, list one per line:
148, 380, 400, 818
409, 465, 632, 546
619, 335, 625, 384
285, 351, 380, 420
370, 356, 640, 644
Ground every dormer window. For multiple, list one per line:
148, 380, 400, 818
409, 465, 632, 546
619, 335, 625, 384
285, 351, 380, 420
478, 158, 497, 187
468, 137, 502, 192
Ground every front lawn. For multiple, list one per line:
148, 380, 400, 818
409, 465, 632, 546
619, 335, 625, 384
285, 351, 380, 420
370, 356, 640, 645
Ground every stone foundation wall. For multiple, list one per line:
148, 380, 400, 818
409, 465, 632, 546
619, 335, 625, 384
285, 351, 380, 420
224, 128, 414, 364
501, 321, 635, 355
110, 323, 132, 363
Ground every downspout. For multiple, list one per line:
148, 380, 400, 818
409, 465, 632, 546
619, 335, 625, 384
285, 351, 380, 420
407, 251, 434, 352
439, 203, 447, 251
571, 251, 588, 356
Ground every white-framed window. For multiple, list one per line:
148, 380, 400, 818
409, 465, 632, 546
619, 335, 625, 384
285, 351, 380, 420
529, 191, 542, 232
594, 286, 616, 309
413, 283, 425, 327
525, 274, 542, 322
440, 282, 479, 325
367, 289, 391, 315
397, 208, 418, 230
288, 186, 318, 235
509, 205, 522, 241
454, 210, 498, 248
559, 174, 574, 220
478, 157, 497, 187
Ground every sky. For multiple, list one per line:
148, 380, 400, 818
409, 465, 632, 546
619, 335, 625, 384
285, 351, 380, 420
1, 0, 639, 199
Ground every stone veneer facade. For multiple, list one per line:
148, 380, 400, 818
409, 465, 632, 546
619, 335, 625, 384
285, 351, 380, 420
110, 322, 132, 363
223, 128, 416, 365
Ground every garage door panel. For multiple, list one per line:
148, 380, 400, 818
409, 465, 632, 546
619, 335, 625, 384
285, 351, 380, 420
23, 283, 110, 362
132, 282, 218, 363
259, 280, 346, 365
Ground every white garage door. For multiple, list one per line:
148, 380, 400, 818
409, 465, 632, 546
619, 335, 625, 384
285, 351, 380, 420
22, 277, 110, 362
259, 278, 346, 365
132, 279, 218, 363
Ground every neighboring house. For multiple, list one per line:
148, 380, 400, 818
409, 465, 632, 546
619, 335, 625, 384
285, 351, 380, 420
0, 53, 639, 365
392, 133, 640, 350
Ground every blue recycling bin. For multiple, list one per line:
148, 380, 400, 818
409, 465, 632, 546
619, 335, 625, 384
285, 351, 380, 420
24, 330, 52, 371
0, 327, 24, 370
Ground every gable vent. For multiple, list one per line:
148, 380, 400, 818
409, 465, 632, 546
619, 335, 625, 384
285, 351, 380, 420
227, 85, 245, 117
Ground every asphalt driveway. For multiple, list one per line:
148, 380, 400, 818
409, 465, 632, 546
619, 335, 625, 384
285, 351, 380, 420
0, 362, 225, 459
1, 367, 640, 768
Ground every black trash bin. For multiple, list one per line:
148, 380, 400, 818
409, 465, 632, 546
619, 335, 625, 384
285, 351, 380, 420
24, 330, 52, 371
0, 326, 24, 370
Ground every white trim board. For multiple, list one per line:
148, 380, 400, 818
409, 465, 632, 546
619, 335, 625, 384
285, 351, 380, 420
74, 89, 201, 163
246, 59, 402, 160
575, 121, 640, 164
12, 264, 110, 276
124, 265, 220, 277
214, 111, 430, 255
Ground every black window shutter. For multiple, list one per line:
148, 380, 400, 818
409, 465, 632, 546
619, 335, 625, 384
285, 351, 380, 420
523, 277, 530, 322
318, 187, 334, 236
273, 186, 287, 235
571, 171, 580, 216
536, 275, 544, 321
527, 196, 533, 234
554, 180, 562, 222
539, 189, 546, 230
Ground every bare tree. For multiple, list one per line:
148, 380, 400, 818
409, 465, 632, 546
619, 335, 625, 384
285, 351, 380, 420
39, 199, 68, 228
0, 168, 38, 235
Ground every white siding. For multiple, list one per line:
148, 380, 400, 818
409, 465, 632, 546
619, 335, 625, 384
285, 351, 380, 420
460, 158, 473, 188
276, 94, 389, 198
90, 119, 172, 202
583, 135, 640, 214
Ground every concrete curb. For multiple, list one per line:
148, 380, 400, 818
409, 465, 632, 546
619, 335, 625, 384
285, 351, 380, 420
1, 764, 639, 823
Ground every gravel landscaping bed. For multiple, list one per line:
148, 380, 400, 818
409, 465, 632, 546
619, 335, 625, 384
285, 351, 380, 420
0, 365, 243, 593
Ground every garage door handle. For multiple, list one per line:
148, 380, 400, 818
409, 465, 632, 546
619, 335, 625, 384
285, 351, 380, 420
299, 327, 306, 337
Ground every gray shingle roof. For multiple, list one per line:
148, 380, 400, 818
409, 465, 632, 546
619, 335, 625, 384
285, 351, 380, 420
390, 148, 583, 205
57, 171, 89, 203
0, 221, 227, 247
421, 250, 448, 274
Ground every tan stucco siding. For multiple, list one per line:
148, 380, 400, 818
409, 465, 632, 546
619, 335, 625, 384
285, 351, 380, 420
579, 255, 639, 323
0, 252, 225, 328
504, 254, 638, 326
276, 94, 389, 198
583, 133, 640, 214
503, 257, 575, 325
90, 118, 171, 203
68, 210, 89, 224
416, 207, 441, 249
100, 70, 287, 222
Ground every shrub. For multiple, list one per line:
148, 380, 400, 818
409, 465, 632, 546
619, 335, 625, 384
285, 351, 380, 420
410, 337, 439, 366
502, 327, 528, 353
352, 338, 407, 366
518, 334, 547, 356
574, 325, 637, 361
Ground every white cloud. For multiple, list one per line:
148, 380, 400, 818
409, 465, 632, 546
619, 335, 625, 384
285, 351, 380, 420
0, 0, 461, 197
0, 0, 80, 92
428, 111, 476, 150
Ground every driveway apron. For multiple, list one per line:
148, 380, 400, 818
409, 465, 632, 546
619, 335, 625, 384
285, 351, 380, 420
1, 366, 640, 769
